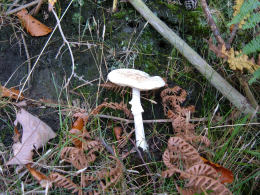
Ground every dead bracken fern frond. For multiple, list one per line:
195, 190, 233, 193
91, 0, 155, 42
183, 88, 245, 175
184, 175, 232, 195
100, 82, 128, 96
60, 147, 93, 170
50, 172, 81, 194
84, 156, 123, 192
162, 137, 232, 194
185, 164, 219, 180
221, 45, 260, 73
167, 137, 203, 168
91, 101, 133, 119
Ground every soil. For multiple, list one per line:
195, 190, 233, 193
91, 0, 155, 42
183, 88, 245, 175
0, 0, 204, 147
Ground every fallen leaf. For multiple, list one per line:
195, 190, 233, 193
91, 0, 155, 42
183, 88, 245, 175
201, 157, 234, 184
7, 109, 56, 165
72, 117, 84, 130
13, 126, 21, 143
0, 85, 24, 100
113, 126, 122, 141
69, 117, 85, 148
26, 164, 52, 188
16, 9, 52, 36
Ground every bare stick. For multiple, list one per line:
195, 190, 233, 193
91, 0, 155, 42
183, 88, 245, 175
52, 9, 75, 88
200, 0, 226, 46
96, 114, 206, 123
128, 0, 256, 115
5, 0, 39, 15
32, 0, 44, 15
17, 0, 74, 100
21, 34, 31, 87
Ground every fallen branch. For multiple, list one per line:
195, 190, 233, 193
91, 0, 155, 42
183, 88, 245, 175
5, 0, 39, 15
96, 114, 206, 123
128, 0, 256, 115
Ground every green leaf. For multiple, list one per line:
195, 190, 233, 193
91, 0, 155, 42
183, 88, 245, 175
249, 68, 260, 85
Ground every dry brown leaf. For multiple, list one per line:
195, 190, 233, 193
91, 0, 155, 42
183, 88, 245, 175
0, 85, 24, 100
16, 9, 52, 36
113, 126, 122, 141
201, 157, 234, 184
26, 164, 51, 188
69, 117, 85, 148
7, 109, 56, 165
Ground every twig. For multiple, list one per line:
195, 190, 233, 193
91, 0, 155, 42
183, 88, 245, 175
32, 0, 44, 15
100, 136, 115, 156
227, 24, 239, 49
5, 0, 39, 15
96, 114, 207, 123
17, 0, 74, 100
128, 0, 256, 115
7, 0, 20, 12
238, 77, 259, 109
200, 0, 226, 46
129, 138, 156, 194
21, 33, 31, 88
51, 9, 75, 89
204, 122, 260, 130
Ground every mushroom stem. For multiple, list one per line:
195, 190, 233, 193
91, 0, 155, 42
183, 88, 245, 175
129, 88, 148, 151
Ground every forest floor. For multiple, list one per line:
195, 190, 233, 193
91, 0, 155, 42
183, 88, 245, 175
0, 0, 259, 194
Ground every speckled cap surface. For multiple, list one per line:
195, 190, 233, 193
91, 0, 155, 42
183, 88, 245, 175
108, 69, 165, 91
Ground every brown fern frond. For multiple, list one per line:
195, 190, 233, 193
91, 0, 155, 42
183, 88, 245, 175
49, 172, 81, 194
60, 147, 89, 170
175, 184, 196, 195
161, 167, 183, 178
100, 82, 128, 95
167, 137, 203, 168
186, 175, 232, 195
185, 164, 219, 180
82, 139, 102, 151
83, 156, 123, 192
90, 101, 133, 119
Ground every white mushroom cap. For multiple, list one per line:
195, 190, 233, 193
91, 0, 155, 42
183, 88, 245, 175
108, 69, 165, 91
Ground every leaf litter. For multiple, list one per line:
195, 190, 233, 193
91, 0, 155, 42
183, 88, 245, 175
7, 109, 56, 165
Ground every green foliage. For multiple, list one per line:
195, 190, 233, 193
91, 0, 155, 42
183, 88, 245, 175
229, 0, 260, 57
242, 35, 260, 55
228, 0, 260, 26
249, 67, 260, 85
242, 12, 260, 29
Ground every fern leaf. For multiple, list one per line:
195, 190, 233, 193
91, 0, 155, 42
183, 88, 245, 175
242, 35, 260, 55
249, 68, 260, 85
49, 172, 81, 193
242, 13, 260, 29
229, 0, 260, 25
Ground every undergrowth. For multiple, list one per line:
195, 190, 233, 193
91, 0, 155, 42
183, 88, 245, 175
0, 0, 259, 194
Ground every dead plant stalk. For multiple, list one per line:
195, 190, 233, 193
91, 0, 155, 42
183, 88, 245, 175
128, 0, 256, 115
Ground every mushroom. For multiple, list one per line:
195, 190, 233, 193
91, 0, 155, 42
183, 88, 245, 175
108, 69, 165, 151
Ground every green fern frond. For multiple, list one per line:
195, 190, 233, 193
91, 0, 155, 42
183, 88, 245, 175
229, 0, 260, 26
249, 68, 260, 85
242, 35, 260, 55
242, 13, 260, 29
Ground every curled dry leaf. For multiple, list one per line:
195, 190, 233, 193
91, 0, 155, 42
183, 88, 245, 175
201, 157, 234, 184
7, 109, 56, 165
49, 172, 81, 194
26, 164, 51, 188
0, 85, 24, 100
69, 117, 85, 148
113, 126, 122, 141
16, 9, 52, 36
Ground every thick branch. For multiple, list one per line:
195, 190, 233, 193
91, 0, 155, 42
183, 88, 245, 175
128, 0, 256, 115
